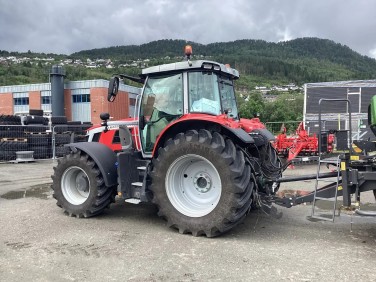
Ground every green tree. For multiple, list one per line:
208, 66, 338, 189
263, 93, 304, 122
238, 92, 265, 119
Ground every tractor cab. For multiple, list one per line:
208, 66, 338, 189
108, 48, 241, 156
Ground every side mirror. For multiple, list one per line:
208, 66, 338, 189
100, 112, 110, 121
108, 76, 120, 102
100, 112, 110, 132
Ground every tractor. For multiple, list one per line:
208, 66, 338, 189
51, 46, 282, 237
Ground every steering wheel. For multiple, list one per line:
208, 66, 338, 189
147, 112, 178, 125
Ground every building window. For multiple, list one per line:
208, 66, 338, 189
41, 96, 51, 104
72, 94, 90, 103
129, 98, 136, 106
14, 97, 29, 105
71, 92, 91, 122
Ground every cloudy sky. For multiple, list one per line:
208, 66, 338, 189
1, 0, 376, 58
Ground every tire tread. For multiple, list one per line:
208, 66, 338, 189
150, 129, 254, 237
51, 150, 116, 218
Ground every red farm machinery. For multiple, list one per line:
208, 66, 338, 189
273, 122, 335, 162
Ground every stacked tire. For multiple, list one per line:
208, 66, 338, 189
26, 132, 52, 159
55, 145, 70, 157
51, 116, 68, 126
53, 117, 70, 158
22, 115, 51, 159
0, 125, 27, 161
53, 120, 92, 157
0, 125, 24, 138
0, 115, 21, 125
69, 122, 91, 143
29, 109, 44, 116
54, 132, 71, 157
0, 114, 92, 161
23, 115, 48, 126
0, 138, 28, 161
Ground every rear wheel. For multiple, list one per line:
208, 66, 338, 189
150, 129, 254, 237
51, 149, 116, 217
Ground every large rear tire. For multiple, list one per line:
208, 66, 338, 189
51, 149, 116, 217
150, 129, 254, 237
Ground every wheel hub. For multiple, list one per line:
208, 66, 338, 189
76, 172, 89, 195
61, 166, 90, 205
194, 172, 212, 193
165, 154, 222, 217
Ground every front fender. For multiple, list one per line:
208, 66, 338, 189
66, 142, 118, 187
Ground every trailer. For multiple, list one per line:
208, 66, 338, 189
269, 98, 376, 220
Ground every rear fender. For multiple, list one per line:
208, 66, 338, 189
152, 118, 254, 156
67, 142, 118, 187
250, 128, 275, 147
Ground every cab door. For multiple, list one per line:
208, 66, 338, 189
139, 73, 184, 155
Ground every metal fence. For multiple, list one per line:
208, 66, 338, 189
305, 116, 372, 141
265, 118, 373, 141
0, 124, 91, 162
265, 121, 302, 136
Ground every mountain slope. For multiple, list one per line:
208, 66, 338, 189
72, 38, 376, 84
1, 38, 375, 87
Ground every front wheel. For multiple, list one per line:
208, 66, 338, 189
150, 129, 254, 237
51, 150, 116, 217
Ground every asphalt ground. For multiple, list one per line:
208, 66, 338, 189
0, 160, 375, 281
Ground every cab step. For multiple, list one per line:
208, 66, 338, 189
125, 198, 141, 204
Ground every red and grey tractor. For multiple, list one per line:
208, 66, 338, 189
52, 47, 282, 237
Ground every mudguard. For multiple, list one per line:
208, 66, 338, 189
152, 118, 255, 156
226, 127, 254, 144
66, 142, 118, 187
250, 128, 275, 146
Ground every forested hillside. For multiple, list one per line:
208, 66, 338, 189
1, 37, 376, 87
72, 38, 376, 84
1, 37, 376, 123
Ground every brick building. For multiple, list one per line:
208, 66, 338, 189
0, 79, 141, 125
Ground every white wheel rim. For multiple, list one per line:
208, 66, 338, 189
61, 166, 90, 205
165, 154, 222, 217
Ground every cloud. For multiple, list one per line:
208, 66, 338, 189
0, 0, 375, 58
370, 47, 376, 59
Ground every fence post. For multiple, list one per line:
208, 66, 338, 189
52, 125, 56, 160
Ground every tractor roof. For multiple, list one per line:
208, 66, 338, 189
141, 60, 239, 79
